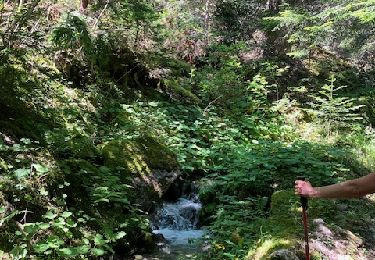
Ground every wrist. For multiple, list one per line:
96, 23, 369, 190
310, 187, 320, 198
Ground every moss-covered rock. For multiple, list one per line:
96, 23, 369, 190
101, 135, 178, 173
101, 135, 180, 210
246, 190, 302, 260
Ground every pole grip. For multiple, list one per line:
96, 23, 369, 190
297, 176, 308, 209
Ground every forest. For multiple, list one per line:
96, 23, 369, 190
0, 0, 375, 259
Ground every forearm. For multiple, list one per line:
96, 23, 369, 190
313, 173, 375, 199
313, 180, 362, 199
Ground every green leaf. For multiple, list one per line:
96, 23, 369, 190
20, 138, 31, 145
39, 187, 49, 196
91, 248, 106, 256
10, 244, 27, 258
115, 231, 126, 240
38, 223, 50, 230
94, 234, 106, 246
44, 211, 57, 220
14, 168, 30, 180
32, 164, 49, 174
33, 243, 50, 253
58, 248, 75, 257
47, 236, 64, 248
23, 223, 40, 234
61, 212, 73, 218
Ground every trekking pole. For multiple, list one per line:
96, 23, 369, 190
297, 176, 310, 260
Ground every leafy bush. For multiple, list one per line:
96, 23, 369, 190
199, 141, 364, 259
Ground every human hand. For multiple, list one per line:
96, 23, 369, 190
295, 180, 319, 198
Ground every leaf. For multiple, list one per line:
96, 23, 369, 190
58, 248, 75, 257
148, 102, 159, 107
44, 211, 57, 220
14, 168, 30, 180
38, 223, 50, 230
23, 223, 39, 234
39, 187, 49, 196
46, 236, 64, 248
91, 248, 106, 256
115, 231, 126, 240
76, 245, 90, 255
33, 243, 50, 253
10, 245, 27, 259
20, 138, 31, 145
94, 198, 110, 203
61, 212, 73, 218
94, 234, 106, 246
32, 164, 49, 175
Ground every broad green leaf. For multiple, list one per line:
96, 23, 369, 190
32, 164, 49, 174
23, 223, 39, 234
39, 187, 48, 196
115, 231, 126, 240
94, 234, 106, 246
33, 243, 50, 253
38, 223, 50, 230
61, 212, 73, 218
44, 211, 57, 220
14, 168, 30, 180
91, 248, 106, 256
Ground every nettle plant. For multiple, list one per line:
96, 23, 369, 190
0, 138, 129, 259
9, 208, 127, 259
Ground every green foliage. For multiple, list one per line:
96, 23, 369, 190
114, 0, 157, 24
199, 140, 366, 259
1, 0, 375, 259
8, 207, 128, 259
51, 12, 92, 55
266, 0, 375, 64
0, 0, 41, 50
215, 0, 266, 41
306, 75, 364, 133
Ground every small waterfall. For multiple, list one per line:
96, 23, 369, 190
157, 198, 201, 230
152, 185, 205, 246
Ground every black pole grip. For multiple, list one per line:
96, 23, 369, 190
297, 176, 308, 209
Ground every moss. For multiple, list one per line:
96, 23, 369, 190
246, 190, 302, 259
101, 135, 178, 175
0, 157, 8, 170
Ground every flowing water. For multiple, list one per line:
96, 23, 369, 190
137, 190, 206, 259
153, 198, 205, 245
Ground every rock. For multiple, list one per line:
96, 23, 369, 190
313, 218, 333, 237
247, 190, 301, 259
152, 232, 167, 244
202, 244, 211, 252
268, 249, 299, 260
100, 135, 180, 210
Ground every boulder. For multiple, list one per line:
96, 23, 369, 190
268, 249, 299, 260
101, 135, 180, 210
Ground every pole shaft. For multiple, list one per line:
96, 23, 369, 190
302, 207, 310, 260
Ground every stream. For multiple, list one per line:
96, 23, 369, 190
134, 185, 206, 259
